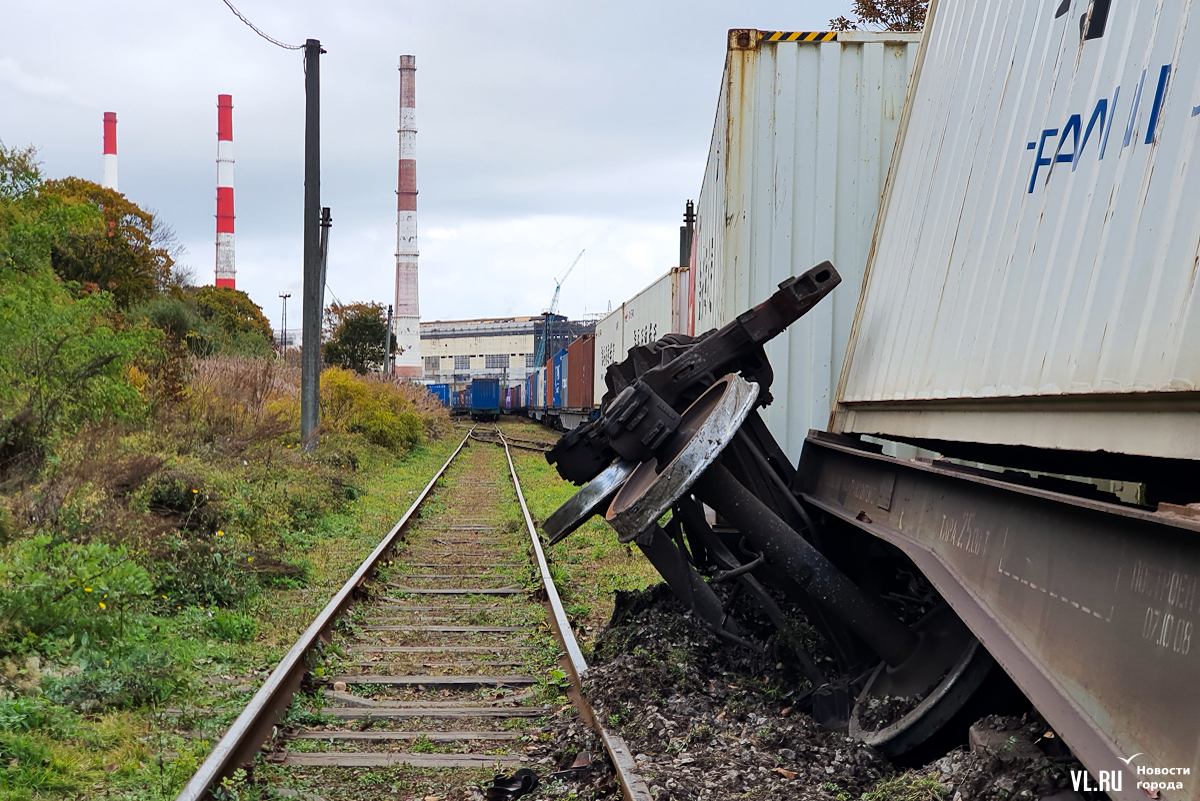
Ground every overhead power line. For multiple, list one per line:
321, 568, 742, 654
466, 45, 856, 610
219, 0, 304, 50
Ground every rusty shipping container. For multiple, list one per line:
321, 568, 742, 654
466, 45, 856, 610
835, 0, 1200, 462
691, 29, 920, 460
566, 335, 595, 409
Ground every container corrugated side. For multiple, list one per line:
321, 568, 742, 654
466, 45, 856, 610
551, 350, 566, 409
593, 309, 624, 405
692, 29, 919, 460
594, 268, 687, 407
428, 383, 450, 407
471, 378, 500, 410
834, 0, 1200, 462
622, 268, 684, 352
566, 335, 595, 409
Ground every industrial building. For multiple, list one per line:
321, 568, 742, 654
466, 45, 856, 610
419, 313, 593, 385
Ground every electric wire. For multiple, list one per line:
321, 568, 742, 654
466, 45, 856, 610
219, 0, 304, 50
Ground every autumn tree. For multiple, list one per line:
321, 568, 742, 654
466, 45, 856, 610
190, 286, 274, 355
831, 0, 927, 31
324, 303, 394, 374
38, 177, 175, 307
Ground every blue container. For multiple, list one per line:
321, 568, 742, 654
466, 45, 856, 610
470, 378, 500, 412
428, 383, 451, 407
551, 350, 566, 408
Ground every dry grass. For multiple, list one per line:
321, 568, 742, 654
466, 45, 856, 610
182, 356, 296, 454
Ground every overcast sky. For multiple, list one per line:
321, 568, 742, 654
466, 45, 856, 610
3, 0, 849, 329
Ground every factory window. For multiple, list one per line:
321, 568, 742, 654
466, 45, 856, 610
525, 353, 535, 367
424, 356, 440, 372
454, 355, 471, 370
485, 354, 507, 369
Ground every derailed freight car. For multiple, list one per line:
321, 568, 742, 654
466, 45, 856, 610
799, 0, 1200, 787
544, 13, 1200, 793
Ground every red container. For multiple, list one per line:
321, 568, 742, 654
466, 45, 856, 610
566, 335, 594, 409
544, 358, 554, 408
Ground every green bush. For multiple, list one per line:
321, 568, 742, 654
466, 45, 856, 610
153, 538, 252, 611
42, 644, 182, 710
0, 264, 157, 470
0, 536, 153, 654
319, 367, 425, 452
206, 609, 257, 644
0, 696, 79, 738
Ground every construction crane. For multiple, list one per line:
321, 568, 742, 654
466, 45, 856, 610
533, 249, 585, 369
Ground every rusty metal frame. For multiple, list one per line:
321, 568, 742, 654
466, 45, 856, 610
497, 428, 652, 801
175, 430, 474, 801
797, 432, 1200, 801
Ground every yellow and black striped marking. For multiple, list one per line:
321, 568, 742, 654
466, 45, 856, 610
762, 31, 838, 42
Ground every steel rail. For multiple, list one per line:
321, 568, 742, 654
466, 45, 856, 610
496, 427, 652, 801
468, 431, 551, 453
175, 429, 474, 801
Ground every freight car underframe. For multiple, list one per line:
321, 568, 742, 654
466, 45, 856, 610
543, 262, 1190, 798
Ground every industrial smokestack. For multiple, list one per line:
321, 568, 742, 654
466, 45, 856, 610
392, 55, 422, 378
102, 112, 118, 190
215, 94, 236, 289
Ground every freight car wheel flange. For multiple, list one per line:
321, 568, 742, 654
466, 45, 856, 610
848, 603, 995, 757
544, 459, 637, 546
606, 374, 759, 543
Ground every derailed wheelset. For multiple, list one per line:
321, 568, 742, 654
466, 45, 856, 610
542, 261, 997, 757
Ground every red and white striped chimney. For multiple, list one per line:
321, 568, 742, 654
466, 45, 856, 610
392, 55, 422, 377
102, 112, 118, 190
215, 94, 236, 289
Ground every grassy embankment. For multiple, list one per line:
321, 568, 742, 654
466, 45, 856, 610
0, 352, 457, 800
0, 142, 464, 798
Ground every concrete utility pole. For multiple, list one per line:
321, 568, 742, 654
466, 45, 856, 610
300, 38, 323, 450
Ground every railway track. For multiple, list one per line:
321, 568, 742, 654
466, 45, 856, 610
177, 427, 648, 801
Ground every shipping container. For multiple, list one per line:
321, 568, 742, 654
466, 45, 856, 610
470, 378, 500, 413
427, 383, 450, 408
833, 0, 1200, 463
593, 267, 690, 405
566, 335, 595, 409
690, 29, 920, 460
531, 366, 545, 410
593, 307, 625, 405
551, 350, 566, 409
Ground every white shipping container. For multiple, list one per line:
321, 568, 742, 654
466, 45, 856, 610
834, 0, 1200, 462
691, 29, 920, 461
593, 308, 624, 406
593, 267, 689, 406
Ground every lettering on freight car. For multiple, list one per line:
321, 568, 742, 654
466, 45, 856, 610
1142, 605, 1193, 655
1025, 63, 1173, 192
1129, 559, 1200, 613
598, 342, 617, 371
937, 513, 991, 555
631, 323, 659, 347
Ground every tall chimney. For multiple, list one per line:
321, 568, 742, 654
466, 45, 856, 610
392, 55, 422, 378
102, 112, 118, 190
215, 94, 236, 289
